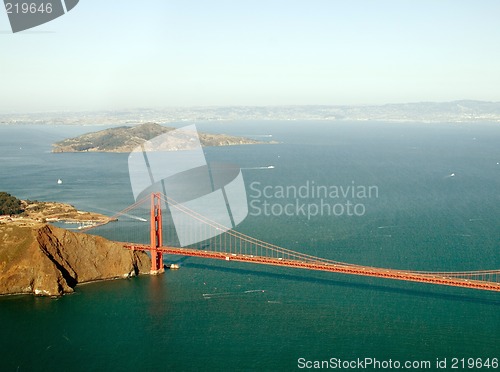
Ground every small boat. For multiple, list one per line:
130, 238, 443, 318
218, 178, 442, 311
57, 179, 63, 184
169, 264, 180, 270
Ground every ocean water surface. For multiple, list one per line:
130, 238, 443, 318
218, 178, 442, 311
0, 121, 499, 371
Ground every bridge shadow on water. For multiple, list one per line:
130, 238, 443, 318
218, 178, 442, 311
175, 259, 500, 307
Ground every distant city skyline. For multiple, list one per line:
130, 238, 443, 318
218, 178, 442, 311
1, 0, 500, 113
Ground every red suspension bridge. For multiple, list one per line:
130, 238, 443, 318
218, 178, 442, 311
85, 193, 500, 293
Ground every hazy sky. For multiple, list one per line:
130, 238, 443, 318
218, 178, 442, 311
1, 0, 500, 112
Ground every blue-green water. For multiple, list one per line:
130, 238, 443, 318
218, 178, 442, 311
0, 122, 499, 371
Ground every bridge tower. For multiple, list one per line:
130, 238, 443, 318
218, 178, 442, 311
150, 193, 164, 274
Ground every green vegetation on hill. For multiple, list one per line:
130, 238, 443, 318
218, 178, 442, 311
0, 192, 23, 215
52, 122, 269, 153
53, 123, 168, 152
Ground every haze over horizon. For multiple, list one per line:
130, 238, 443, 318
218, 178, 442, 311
0, 99, 500, 118
1, 1, 500, 113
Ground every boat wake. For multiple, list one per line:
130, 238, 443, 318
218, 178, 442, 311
203, 289, 265, 299
241, 165, 275, 170
91, 206, 148, 222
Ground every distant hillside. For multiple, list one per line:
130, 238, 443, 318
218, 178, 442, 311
4, 100, 500, 125
52, 123, 270, 153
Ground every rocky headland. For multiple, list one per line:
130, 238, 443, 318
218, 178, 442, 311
0, 223, 151, 297
0, 194, 151, 297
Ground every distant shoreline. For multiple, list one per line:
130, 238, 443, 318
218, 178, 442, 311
2, 101, 500, 125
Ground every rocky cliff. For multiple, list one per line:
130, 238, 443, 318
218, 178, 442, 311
0, 224, 151, 297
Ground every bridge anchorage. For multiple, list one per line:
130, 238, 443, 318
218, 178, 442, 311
90, 193, 500, 293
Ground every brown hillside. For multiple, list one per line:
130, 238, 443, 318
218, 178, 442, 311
0, 224, 151, 297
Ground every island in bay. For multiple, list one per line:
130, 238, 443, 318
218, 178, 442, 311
0, 192, 151, 297
52, 122, 272, 153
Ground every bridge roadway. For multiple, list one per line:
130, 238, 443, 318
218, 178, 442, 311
124, 244, 500, 292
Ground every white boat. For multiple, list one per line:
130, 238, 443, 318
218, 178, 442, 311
57, 179, 63, 184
